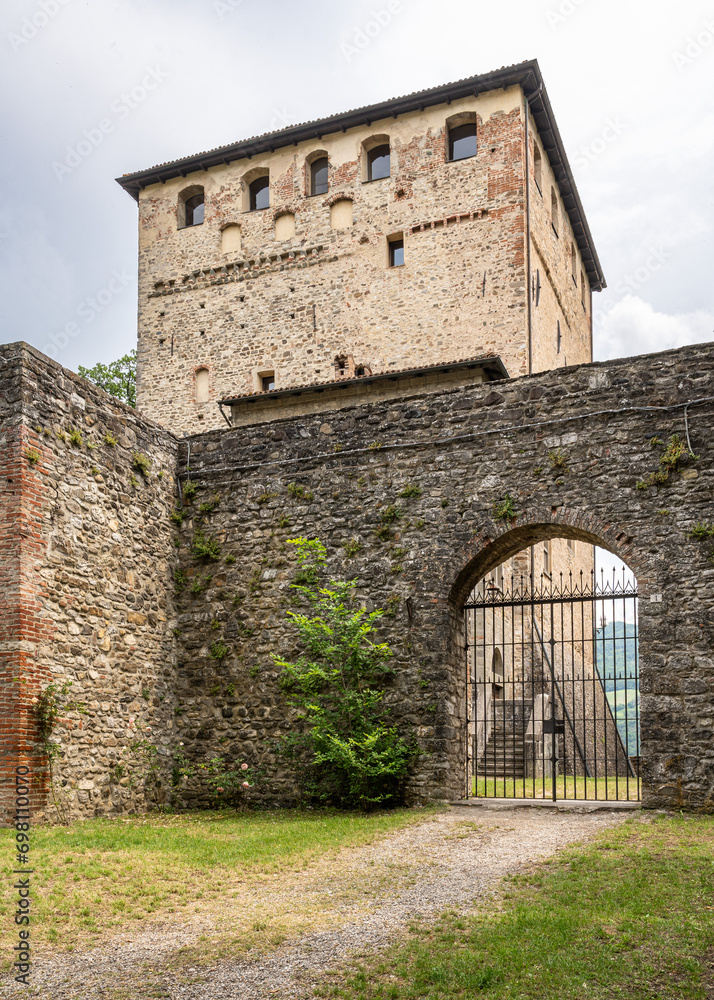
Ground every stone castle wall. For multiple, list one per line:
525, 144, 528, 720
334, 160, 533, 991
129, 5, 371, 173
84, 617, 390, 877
0, 343, 179, 823
2, 342, 713, 819
134, 87, 593, 434
172, 342, 714, 811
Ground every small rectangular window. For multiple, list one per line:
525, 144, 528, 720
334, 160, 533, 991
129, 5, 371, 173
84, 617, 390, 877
261, 373, 275, 391
389, 238, 404, 267
551, 187, 559, 237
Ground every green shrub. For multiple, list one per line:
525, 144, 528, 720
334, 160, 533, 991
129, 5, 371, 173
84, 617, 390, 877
636, 434, 694, 490
343, 538, 364, 558
400, 484, 422, 498
274, 537, 416, 810
198, 493, 220, 514
689, 521, 714, 540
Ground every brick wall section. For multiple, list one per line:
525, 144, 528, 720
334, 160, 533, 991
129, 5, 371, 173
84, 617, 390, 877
0, 343, 179, 823
173, 343, 714, 811
0, 366, 46, 813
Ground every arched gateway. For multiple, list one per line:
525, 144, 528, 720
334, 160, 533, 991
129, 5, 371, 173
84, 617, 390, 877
453, 521, 640, 803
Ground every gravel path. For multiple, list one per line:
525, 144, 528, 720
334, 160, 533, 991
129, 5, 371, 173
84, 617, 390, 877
1, 806, 636, 999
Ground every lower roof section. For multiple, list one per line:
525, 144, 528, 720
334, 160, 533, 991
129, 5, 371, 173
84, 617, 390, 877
219, 355, 509, 428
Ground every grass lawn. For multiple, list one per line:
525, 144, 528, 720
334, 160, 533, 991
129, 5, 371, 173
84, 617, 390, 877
0, 807, 435, 963
474, 775, 640, 801
316, 814, 714, 1000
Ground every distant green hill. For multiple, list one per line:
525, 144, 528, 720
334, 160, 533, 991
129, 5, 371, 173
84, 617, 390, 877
596, 622, 639, 755
596, 621, 638, 685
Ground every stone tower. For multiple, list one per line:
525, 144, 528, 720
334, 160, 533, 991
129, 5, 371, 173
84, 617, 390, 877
117, 59, 604, 436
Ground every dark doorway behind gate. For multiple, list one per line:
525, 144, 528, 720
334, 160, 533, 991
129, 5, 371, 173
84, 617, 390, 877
464, 564, 640, 802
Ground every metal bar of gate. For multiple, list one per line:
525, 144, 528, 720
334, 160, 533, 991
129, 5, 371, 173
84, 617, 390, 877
533, 618, 591, 778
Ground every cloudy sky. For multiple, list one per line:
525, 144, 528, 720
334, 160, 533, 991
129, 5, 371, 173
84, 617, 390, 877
0, 0, 712, 374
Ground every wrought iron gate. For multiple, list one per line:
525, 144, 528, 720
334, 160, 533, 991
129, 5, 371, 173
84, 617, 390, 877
464, 569, 640, 801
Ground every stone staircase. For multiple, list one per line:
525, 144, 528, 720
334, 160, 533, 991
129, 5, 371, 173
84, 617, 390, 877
476, 700, 530, 779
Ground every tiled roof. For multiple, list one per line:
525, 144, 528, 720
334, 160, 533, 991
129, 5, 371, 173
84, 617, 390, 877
219, 354, 509, 406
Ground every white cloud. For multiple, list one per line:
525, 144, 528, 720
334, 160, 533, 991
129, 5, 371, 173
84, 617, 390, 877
594, 294, 714, 361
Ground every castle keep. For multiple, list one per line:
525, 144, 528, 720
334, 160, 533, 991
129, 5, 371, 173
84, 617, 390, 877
2, 61, 713, 823
117, 61, 603, 434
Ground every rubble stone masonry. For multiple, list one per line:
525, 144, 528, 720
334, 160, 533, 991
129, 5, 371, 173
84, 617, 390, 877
0, 343, 178, 823
1, 341, 713, 819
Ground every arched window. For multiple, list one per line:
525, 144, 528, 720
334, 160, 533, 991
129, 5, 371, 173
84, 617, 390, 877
310, 157, 329, 196
367, 144, 390, 181
195, 367, 209, 404
448, 122, 477, 161
551, 187, 559, 236
178, 186, 204, 229
533, 143, 542, 192
249, 176, 270, 211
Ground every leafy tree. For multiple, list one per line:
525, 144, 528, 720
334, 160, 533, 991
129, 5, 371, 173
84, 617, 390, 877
274, 538, 416, 810
78, 349, 137, 407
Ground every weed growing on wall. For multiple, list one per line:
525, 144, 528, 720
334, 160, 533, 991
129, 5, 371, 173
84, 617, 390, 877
493, 494, 518, 520
173, 754, 252, 809
132, 451, 152, 476
636, 434, 695, 490
274, 538, 416, 810
33, 681, 86, 824
113, 720, 166, 810
191, 530, 222, 561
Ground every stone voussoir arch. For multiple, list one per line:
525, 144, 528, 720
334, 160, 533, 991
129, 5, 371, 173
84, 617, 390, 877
448, 503, 652, 608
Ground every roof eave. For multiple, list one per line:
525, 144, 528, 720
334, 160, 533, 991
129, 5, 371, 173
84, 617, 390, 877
116, 57, 605, 291
219, 356, 510, 408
